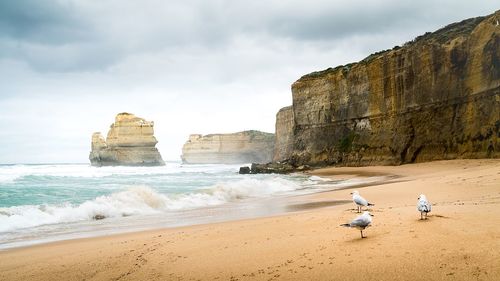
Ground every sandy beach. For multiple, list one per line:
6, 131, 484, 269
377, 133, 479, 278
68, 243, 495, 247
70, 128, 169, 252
1, 159, 499, 281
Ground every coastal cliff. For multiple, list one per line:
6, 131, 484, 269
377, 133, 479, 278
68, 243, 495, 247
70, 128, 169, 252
181, 131, 275, 164
279, 11, 500, 167
273, 106, 294, 162
89, 113, 165, 166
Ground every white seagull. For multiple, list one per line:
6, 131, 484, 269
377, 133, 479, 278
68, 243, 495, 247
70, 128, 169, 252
340, 211, 374, 238
417, 194, 432, 220
350, 190, 374, 213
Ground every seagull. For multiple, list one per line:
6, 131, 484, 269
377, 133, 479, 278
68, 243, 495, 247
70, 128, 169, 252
340, 211, 374, 238
417, 194, 432, 220
350, 190, 374, 213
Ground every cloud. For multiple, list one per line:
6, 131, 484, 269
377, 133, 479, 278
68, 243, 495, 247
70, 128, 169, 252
0, 0, 91, 44
1, 0, 496, 73
0, 0, 497, 163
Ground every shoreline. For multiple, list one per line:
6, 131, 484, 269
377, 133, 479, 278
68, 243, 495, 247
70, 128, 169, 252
1, 159, 499, 280
0, 170, 391, 251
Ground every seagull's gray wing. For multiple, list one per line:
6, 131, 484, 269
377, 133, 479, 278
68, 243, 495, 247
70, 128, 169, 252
417, 201, 424, 211
417, 200, 431, 212
350, 215, 371, 227
353, 194, 368, 206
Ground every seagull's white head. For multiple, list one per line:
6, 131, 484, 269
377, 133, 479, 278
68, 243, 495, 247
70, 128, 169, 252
350, 190, 359, 195
418, 194, 427, 200
363, 211, 374, 217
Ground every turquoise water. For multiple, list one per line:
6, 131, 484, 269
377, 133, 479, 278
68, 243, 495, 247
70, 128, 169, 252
0, 162, 383, 249
0, 162, 337, 249
0, 163, 265, 208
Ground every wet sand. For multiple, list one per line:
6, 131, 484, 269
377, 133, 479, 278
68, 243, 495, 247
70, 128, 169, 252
1, 159, 499, 281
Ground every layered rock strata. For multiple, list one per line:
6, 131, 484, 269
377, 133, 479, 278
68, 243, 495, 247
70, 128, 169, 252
89, 113, 165, 166
279, 11, 500, 167
181, 131, 275, 164
273, 106, 295, 162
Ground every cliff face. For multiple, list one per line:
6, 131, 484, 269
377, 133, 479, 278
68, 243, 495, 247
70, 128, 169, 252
181, 130, 275, 164
89, 113, 165, 166
285, 11, 500, 166
273, 106, 294, 162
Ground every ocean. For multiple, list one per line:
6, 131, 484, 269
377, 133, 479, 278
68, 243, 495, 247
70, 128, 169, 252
0, 162, 380, 249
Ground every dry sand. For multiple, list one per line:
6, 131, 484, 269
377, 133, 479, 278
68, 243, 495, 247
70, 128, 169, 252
1, 159, 499, 281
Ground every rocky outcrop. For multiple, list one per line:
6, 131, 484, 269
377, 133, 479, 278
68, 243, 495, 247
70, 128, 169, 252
273, 106, 295, 162
279, 11, 500, 167
238, 162, 310, 174
181, 130, 275, 164
89, 113, 165, 166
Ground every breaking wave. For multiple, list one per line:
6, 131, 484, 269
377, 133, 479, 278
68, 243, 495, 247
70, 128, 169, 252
0, 177, 300, 233
0, 163, 245, 183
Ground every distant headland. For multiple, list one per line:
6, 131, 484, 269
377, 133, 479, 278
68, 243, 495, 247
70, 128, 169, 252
181, 130, 275, 164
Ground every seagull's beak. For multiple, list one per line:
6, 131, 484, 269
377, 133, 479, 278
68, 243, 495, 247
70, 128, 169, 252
370, 214, 374, 217
350, 192, 353, 195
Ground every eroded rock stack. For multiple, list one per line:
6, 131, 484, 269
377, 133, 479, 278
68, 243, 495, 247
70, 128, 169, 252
89, 113, 165, 166
275, 11, 499, 167
181, 130, 275, 164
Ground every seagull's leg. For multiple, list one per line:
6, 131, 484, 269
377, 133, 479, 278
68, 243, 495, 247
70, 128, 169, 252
360, 230, 364, 238
420, 212, 423, 220
357, 206, 361, 213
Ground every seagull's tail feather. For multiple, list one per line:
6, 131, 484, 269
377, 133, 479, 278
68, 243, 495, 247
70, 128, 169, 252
368, 203, 375, 206
340, 223, 351, 227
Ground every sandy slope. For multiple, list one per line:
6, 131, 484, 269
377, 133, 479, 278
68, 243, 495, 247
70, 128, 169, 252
1, 159, 499, 281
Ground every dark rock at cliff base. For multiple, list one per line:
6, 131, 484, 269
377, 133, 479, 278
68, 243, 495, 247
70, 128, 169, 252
239, 166, 251, 174
251, 163, 295, 174
239, 160, 312, 174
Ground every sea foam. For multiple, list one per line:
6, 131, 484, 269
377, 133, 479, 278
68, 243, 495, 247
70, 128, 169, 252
0, 164, 174, 183
0, 177, 300, 233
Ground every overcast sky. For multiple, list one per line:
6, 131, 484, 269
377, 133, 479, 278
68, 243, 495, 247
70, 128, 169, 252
0, 1, 497, 163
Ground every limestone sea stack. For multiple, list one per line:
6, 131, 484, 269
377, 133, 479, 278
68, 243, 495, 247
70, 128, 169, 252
274, 11, 500, 167
89, 113, 165, 166
181, 130, 275, 164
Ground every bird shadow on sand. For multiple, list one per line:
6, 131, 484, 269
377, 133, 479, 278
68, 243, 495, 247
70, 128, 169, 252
433, 214, 450, 218
346, 208, 377, 213
287, 200, 352, 212
416, 214, 450, 222
343, 232, 379, 243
